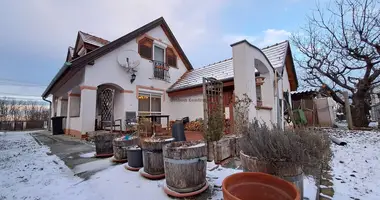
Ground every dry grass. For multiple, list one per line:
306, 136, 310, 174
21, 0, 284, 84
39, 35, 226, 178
241, 120, 332, 178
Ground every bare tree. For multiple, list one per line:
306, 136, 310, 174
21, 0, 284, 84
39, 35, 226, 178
0, 97, 8, 121
292, 0, 380, 127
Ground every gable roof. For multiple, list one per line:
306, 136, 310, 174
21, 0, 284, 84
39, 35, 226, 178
78, 31, 110, 47
42, 17, 193, 98
168, 40, 297, 92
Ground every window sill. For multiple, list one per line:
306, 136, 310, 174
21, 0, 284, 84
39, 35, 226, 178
255, 106, 272, 110
149, 77, 171, 83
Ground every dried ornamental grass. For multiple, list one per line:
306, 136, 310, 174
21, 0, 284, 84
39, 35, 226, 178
240, 120, 331, 178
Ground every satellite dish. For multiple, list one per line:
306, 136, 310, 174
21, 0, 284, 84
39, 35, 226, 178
117, 50, 141, 74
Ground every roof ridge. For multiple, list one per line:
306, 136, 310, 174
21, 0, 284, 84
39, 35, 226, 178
261, 40, 288, 50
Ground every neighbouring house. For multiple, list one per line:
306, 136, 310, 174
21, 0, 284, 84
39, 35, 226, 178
42, 17, 298, 138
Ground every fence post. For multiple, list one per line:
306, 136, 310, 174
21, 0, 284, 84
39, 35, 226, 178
343, 91, 353, 129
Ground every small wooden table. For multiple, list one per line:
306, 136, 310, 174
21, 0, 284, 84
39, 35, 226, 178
138, 115, 170, 136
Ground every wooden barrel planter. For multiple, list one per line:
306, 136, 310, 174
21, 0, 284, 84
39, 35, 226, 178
125, 146, 143, 171
163, 141, 208, 196
240, 151, 304, 198
94, 132, 118, 157
112, 136, 139, 162
140, 136, 174, 178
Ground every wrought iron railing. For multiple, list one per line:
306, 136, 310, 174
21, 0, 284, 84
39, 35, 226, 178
153, 60, 170, 81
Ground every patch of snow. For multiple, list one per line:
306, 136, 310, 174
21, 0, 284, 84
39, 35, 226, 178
303, 176, 317, 200
0, 131, 99, 200
368, 121, 378, 128
330, 129, 380, 199
72, 158, 113, 174
79, 152, 96, 158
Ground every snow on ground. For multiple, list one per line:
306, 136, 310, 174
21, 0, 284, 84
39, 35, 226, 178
0, 131, 98, 200
79, 151, 96, 158
0, 131, 324, 200
0, 131, 238, 200
330, 129, 380, 199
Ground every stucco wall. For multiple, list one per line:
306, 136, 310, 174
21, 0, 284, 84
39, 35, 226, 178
168, 93, 204, 121
70, 117, 81, 131
70, 96, 80, 117
80, 26, 188, 130
257, 109, 273, 125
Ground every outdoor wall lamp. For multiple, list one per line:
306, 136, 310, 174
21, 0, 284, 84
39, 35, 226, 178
130, 73, 136, 83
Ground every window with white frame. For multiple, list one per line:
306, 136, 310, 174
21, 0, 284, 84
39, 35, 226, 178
138, 93, 162, 117
153, 45, 165, 63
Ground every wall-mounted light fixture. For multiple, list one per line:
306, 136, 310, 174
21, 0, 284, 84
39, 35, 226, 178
130, 73, 136, 83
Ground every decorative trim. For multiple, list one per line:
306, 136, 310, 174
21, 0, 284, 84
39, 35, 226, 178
68, 93, 81, 97
121, 90, 134, 94
256, 106, 273, 110
80, 85, 97, 90
64, 128, 83, 139
136, 85, 166, 101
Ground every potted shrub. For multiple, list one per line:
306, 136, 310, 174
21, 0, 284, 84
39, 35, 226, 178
239, 120, 331, 198
205, 106, 224, 161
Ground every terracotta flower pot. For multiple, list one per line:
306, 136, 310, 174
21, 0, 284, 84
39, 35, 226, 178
222, 172, 300, 200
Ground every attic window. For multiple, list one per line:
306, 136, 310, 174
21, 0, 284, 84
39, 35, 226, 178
166, 47, 177, 67
138, 37, 153, 60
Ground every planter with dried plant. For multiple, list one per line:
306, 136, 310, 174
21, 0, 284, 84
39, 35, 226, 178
205, 106, 224, 161
239, 120, 331, 198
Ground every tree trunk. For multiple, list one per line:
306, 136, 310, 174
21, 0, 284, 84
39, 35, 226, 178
352, 90, 370, 127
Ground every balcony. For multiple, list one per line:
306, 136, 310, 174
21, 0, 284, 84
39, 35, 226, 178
153, 60, 170, 82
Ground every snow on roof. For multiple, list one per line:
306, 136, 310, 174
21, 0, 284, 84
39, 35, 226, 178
168, 41, 289, 92
290, 88, 318, 95
261, 41, 288, 72
79, 31, 110, 47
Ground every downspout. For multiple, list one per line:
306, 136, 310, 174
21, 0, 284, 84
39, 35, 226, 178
42, 97, 52, 131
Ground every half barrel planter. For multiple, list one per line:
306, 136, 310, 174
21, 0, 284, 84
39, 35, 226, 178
163, 141, 208, 197
140, 136, 174, 179
112, 136, 139, 162
240, 151, 304, 198
94, 132, 119, 157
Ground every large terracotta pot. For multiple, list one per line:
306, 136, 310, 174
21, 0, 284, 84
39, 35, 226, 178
222, 172, 300, 200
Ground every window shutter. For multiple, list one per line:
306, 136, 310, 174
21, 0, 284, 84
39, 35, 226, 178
166, 47, 177, 67
138, 37, 153, 60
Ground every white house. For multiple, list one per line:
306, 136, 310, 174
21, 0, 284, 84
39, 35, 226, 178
42, 17, 298, 138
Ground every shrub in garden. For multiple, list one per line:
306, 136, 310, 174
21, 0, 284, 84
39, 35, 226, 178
241, 120, 332, 178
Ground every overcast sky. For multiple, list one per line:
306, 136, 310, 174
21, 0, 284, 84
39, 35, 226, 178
0, 0, 317, 97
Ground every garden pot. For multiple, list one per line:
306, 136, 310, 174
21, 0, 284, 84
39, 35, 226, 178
94, 132, 118, 157
240, 151, 304, 198
163, 141, 207, 193
206, 141, 217, 162
141, 136, 174, 175
112, 136, 139, 161
127, 146, 143, 168
222, 172, 300, 200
